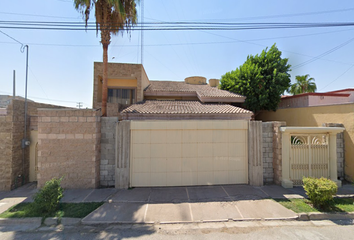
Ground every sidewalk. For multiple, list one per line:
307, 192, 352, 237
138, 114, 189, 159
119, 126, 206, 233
1, 183, 354, 225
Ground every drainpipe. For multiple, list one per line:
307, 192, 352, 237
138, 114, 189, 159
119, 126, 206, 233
21, 45, 30, 185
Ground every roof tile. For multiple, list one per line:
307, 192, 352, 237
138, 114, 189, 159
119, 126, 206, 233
145, 81, 244, 98
121, 100, 252, 115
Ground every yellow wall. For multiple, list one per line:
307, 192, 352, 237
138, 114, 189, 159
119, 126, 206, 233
257, 103, 354, 181
108, 78, 137, 88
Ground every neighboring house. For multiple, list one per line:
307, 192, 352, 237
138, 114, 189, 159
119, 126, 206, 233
257, 89, 354, 182
93, 62, 253, 120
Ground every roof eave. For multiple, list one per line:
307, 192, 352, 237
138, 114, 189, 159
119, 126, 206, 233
144, 91, 196, 97
198, 96, 246, 103
119, 112, 253, 120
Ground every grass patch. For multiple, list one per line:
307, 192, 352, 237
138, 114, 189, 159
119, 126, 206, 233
333, 198, 354, 212
0, 202, 103, 219
275, 197, 354, 213
275, 198, 318, 213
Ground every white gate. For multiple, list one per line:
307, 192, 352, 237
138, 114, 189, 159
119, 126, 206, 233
290, 134, 329, 185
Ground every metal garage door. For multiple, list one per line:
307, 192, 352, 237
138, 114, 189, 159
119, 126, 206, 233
130, 120, 248, 187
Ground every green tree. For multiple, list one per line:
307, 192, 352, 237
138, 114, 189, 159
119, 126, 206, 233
220, 44, 291, 113
289, 74, 317, 95
74, 0, 138, 116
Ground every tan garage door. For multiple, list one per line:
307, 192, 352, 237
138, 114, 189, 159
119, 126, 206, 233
130, 120, 248, 187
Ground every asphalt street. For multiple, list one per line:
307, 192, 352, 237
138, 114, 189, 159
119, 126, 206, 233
1, 220, 354, 240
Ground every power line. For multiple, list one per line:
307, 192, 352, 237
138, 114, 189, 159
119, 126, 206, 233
320, 64, 354, 91
2, 21, 354, 31
0, 11, 79, 19
292, 37, 354, 69
0, 89, 90, 106
1, 6, 353, 22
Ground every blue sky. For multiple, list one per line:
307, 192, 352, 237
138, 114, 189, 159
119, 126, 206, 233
1, 0, 354, 108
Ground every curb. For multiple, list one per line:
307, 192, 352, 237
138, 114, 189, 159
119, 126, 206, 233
298, 212, 354, 221
0, 217, 42, 225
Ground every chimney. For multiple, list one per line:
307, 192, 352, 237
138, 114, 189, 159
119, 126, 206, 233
209, 79, 219, 88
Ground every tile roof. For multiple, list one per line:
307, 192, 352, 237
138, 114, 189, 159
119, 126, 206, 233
144, 81, 245, 100
121, 100, 253, 114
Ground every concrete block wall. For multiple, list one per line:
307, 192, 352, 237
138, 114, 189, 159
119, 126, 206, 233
337, 132, 345, 179
272, 122, 285, 185
0, 99, 65, 190
262, 121, 286, 185
262, 123, 274, 184
100, 117, 118, 186
323, 123, 345, 179
37, 109, 101, 189
0, 107, 14, 190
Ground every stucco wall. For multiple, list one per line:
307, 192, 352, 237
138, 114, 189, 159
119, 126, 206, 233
257, 103, 354, 181
37, 109, 101, 189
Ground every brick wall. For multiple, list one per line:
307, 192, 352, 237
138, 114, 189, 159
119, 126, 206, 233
100, 117, 118, 186
37, 109, 101, 189
0, 99, 65, 191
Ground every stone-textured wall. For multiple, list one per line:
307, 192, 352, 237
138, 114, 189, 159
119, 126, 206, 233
262, 121, 286, 185
323, 123, 345, 179
100, 117, 118, 187
37, 109, 101, 189
0, 99, 65, 191
0, 108, 13, 190
262, 123, 274, 184
272, 122, 285, 185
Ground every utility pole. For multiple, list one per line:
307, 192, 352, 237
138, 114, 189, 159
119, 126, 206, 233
76, 102, 83, 109
141, 0, 144, 65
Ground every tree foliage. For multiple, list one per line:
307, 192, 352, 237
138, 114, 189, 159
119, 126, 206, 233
289, 74, 317, 95
74, 0, 138, 116
220, 44, 291, 113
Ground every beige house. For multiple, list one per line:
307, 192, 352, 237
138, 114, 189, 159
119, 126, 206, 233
257, 89, 354, 182
93, 62, 253, 120
93, 62, 258, 188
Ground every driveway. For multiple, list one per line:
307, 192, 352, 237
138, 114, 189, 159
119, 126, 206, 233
82, 185, 301, 224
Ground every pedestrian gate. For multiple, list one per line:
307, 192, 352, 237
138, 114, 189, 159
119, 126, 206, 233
290, 134, 329, 185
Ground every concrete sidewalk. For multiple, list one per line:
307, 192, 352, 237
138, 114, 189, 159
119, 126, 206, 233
1, 183, 354, 225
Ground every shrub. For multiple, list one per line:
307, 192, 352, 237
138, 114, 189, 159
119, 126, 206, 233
303, 177, 338, 209
33, 177, 64, 215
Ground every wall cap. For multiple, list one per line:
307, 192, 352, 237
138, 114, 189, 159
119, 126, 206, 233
280, 127, 345, 134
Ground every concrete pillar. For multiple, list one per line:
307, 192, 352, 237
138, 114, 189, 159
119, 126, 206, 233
281, 131, 293, 188
115, 120, 131, 189
248, 121, 263, 186
329, 132, 342, 187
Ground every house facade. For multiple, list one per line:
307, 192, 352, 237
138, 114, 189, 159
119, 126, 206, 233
257, 89, 354, 182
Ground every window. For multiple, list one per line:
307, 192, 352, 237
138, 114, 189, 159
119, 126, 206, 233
108, 88, 136, 105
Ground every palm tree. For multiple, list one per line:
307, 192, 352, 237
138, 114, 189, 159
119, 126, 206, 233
289, 74, 317, 95
74, 0, 138, 116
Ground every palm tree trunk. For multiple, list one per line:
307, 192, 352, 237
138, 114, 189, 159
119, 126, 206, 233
102, 43, 108, 116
